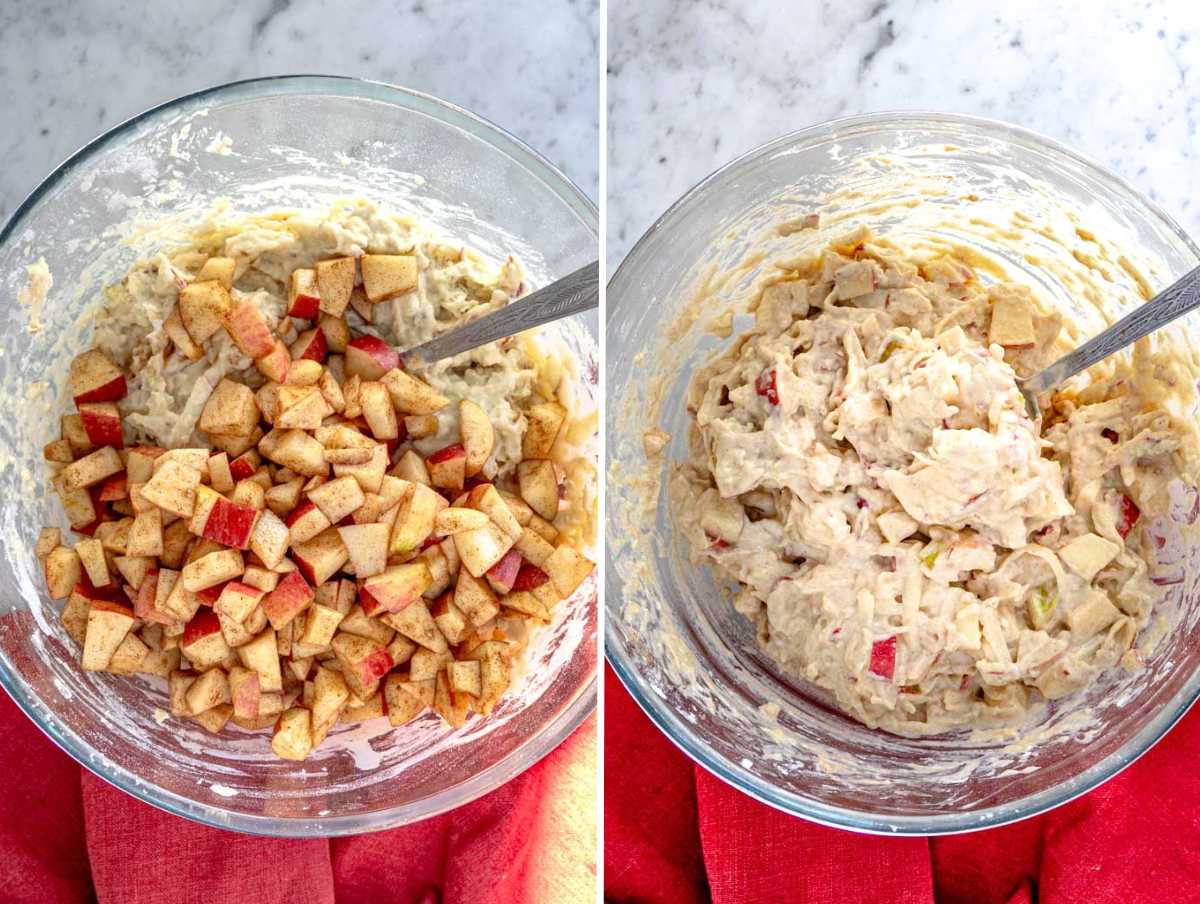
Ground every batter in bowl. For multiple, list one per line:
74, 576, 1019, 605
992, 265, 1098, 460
671, 227, 1198, 734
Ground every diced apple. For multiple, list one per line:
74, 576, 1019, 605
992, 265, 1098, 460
348, 286, 373, 324
360, 562, 433, 615
275, 385, 332, 430
284, 359, 324, 386
319, 314, 350, 354
393, 450, 430, 486
265, 429, 327, 477
331, 633, 393, 698
454, 567, 501, 628
459, 400, 494, 477
427, 444, 466, 493
339, 604, 395, 645
286, 500, 332, 545
229, 450, 261, 482
486, 549, 522, 595
248, 508, 289, 570
383, 673, 429, 726
43, 439, 73, 463
430, 594, 470, 645
311, 666, 351, 746
338, 523, 389, 578
261, 569, 313, 630
141, 459, 201, 518
345, 336, 400, 381
181, 610, 231, 669
264, 477, 304, 517
523, 401, 567, 459
389, 482, 441, 555
179, 280, 232, 344
61, 414, 94, 457
200, 378, 260, 438
454, 521, 514, 578
181, 547, 244, 592
98, 473, 128, 503
989, 290, 1037, 350
333, 443, 387, 494
544, 545, 595, 599
82, 599, 135, 670
308, 475, 366, 524
287, 268, 321, 319
79, 402, 123, 449
381, 368, 448, 415
214, 580, 264, 623
292, 528, 349, 585
514, 527, 556, 568
434, 506, 489, 535
106, 631, 149, 675
272, 707, 313, 761
316, 257, 356, 317
62, 446, 123, 490
407, 646, 450, 681
433, 671, 470, 728
196, 256, 236, 288
70, 349, 127, 404
44, 546, 82, 600
186, 667, 231, 714
228, 666, 262, 720
1060, 532, 1121, 582
318, 369, 346, 414
255, 340, 291, 383
360, 254, 417, 302
448, 659, 481, 697
35, 527, 61, 562
517, 459, 559, 521
238, 628, 283, 692
202, 496, 260, 549
380, 600, 447, 652
164, 306, 204, 361
74, 537, 110, 589
291, 327, 327, 363
502, 589, 551, 621
360, 381, 399, 440
53, 475, 96, 529
464, 484, 523, 540
126, 446, 165, 484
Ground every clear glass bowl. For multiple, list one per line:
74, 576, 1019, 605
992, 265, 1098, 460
606, 112, 1200, 834
0, 76, 597, 835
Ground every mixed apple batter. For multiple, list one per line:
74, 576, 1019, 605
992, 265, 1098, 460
37, 201, 594, 760
671, 227, 1193, 734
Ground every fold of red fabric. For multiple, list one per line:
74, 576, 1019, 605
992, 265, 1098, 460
0, 687, 594, 904
605, 663, 1200, 904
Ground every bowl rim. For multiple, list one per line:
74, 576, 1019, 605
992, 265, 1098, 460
605, 109, 1200, 836
0, 74, 597, 837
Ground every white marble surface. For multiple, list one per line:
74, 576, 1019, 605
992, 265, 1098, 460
608, 0, 1200, 273
0, 0, 598, 225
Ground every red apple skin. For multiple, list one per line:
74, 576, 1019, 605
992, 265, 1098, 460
74, 375, 127, 406
285, 500, 318, 529
203, 498, 259, 549
134, 571, 171, 624
229, 453, 258, 481
90, 598, 134, 617
97, 472, 128, 502
511, 562, 550, 591
357, 649, 394, 685
74, 576, 119, 601
195, 583, 227, 607
79, 403, 124, 449
292, 328, 328, 363
486, 549, 522, 593
261, 569, 313, 625
288, 294, 319, 320
183, 609, 222, 647
227, 301, 276, 359
346, 336, 399, 378
427, 444, 466, 465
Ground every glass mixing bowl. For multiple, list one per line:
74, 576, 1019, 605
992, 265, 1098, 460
606, 112, 1200, 835
0, 76, 597, 835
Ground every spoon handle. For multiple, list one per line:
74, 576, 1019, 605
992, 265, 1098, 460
401, 261, 598, 366
1023, 263, 1200, 395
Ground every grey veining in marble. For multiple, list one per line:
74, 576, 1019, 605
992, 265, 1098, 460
608, 0, 1200, 273
0, 0, 599, 225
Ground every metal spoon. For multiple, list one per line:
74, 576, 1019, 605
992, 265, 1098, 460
1019, 264, 1200, 419
399, 261, 598, 367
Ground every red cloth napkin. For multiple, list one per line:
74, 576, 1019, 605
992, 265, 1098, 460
604, 664, 1200, 904
0, 688, 595, 904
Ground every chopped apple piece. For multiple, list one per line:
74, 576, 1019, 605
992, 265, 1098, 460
434, 506, 489, 535
228, 666, 261, 720
61, 414, 95, 457
448, 659, 481, 697
275, 385, 332, 430
62, 446, 123, 491
360, 254, 417, 302
141, 459, 201, 519
43, 439, 73, 463
44, 546, 82, 600
196, 256, 236, 288
544, 545, 595, 599
454, 521, 515, 578
360, 562, 433, 615
389, 482, 440, 555
331, 633, 393, 698
433, 671, 470, 728
164, 307, 204, 361
989, 289, 1037, 350
427, 444, 467, 492
82, 600, 135, 670
181, 548, 244, 592
517, 459, 560, 521
338, 523, 389, 578
459, 400, 494, 477
237, 628, 283, 693
514, 527, 556, 568
181, 610, 231, 669
403, 414, 438, 439
214, 580, 265, 624
78, 402, 123, 449
292, 528, 349, 585
486, 548, 522, 595
503, 589, 551, 621
308, 475, 365, 524
186, 667, 231, 714
178, 280, 232, 343
380, 600, 447, 652
382, 368, 449, 415
261, 569, 313, 630
523, 401, 567, 459
272, 707, 313, 761
53, 475, 96, 529
319, 314, 350, 354
454, 568, 501, 627
311, 666, 351, 746
70, 349, 127, 405
200, 378, 260, 438
265, 429, 327, 478
384, 673, 429, 726
287, 268, 321, 319
248, 509, 289, 569
314, 257, 356, 317
345, 336, 400, 381
360, 381, 399, 440
1060, 533, 1121, 582
126, 446, 165, 484
430, 594, 470, 645
291, 327, 327, 363
465, 484, 523, 540
107, 632, 149, 675
255, 340, 291, 383
202, 496, 260, 549
393, 450, 430, 485
35, 527, 61, 562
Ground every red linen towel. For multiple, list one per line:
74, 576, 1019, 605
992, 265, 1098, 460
604, 664, 1200, 904
0, 688, 595, 904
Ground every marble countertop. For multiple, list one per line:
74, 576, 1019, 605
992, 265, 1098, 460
0, 0, 598, 225
608, 0, 1200, 272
